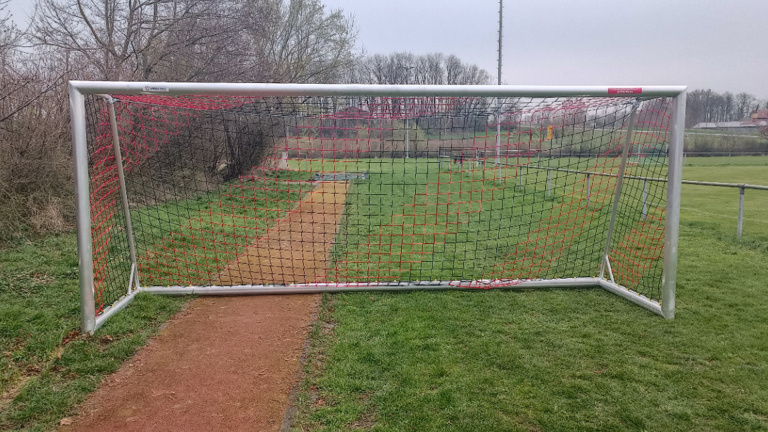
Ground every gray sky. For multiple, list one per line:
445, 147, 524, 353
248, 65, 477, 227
5, 0, 767, 98
323, 0, 767, 98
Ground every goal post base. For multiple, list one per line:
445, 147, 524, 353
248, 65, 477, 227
598, 279, 665, 318
140, 277, 601, 296
136, 277, 664, 318
85, 277, 666, 334
135, 277, 664, 317
92, 289, 141, 334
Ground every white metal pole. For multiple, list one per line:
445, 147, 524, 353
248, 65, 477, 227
139, 277, 665, 318
104, 97, 140, 292
143, 277, 602, 295
547, 168, 551, 197
495, 0, 503, 180
642, 179, 648, 220
600, 101, 640, 279
70, 85, 96, 334
661, 92, 687, 319
496, 108, 502, 181
498, 0, 503, 88
70, 81, 688, 98
737, 186, 745, 238
405, 117, 410, 158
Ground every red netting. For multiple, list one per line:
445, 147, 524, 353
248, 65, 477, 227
85, 94, 671, 313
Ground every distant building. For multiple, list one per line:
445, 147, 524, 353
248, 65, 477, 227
693, 113, 768, 131
751, 109, 768, 120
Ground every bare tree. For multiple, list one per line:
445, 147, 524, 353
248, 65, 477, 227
722, 91, 734, 121
351, 52, 491, 86
1, 2, 74, 238
686, 89, 759, 127
735, 92, 756, 120
0, 0, 18, 58
242, 0, 357, 83
32, 0, 243, 81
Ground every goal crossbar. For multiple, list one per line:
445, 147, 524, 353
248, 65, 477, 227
71, 81, 687, 98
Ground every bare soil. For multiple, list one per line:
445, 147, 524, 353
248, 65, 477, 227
217, 181, 350, 285
61, 182, 351, 432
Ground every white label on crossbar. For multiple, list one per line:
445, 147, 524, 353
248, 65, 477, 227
608, 87, 643, 95
143, 86, 170, 93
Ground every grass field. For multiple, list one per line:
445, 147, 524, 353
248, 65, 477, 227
1, 156, 767, 431
290, 156, 768, 431
285, 156, 664, 298
681, 157, 768, 241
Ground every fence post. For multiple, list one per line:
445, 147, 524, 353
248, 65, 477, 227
738, 186, 745, 238
547, 169, 551, 197
642, 180, 647, 220
405, 117, 410, 158
586, 173, 591, 205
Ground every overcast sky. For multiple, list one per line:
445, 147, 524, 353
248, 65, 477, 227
324, 0, 768, 99
5, 0, 767, 98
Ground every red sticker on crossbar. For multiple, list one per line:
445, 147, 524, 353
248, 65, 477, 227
608, 87, 643, 95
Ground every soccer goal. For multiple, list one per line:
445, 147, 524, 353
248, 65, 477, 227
69, 82, 686, 333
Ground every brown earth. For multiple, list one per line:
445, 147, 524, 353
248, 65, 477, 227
61, 181, 351, 432
217, 181, 350, 285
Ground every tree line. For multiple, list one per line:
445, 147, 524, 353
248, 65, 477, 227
685, 89, 766, 128
342, 52, 492, 85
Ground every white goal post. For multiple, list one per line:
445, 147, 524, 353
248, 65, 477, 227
69, 81, 686, 334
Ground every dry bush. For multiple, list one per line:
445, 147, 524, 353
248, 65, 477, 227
0, 57, 72, 241
119, 103, 284, 205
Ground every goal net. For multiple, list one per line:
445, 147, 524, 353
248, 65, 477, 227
70, 82, 685, 332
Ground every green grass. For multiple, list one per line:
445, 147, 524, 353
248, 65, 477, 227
682, 157, 768, 240
284, 158, 657, 294
130, 176, 311, 287
294, 226, 768, 431
91, 176, 313, 310
684, 155, 768, 167
0, 234, 187, 431
2, 156, 767, 431
291, 158, 768, 431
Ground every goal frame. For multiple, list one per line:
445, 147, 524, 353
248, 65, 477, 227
69, 81, 687, 334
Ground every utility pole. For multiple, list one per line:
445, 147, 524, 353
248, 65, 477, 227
495, 0, 503, 179
498, 0, 503, 87
397, 64, 414, 158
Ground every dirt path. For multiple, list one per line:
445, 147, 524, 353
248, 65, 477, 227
62, 182, 350, 432
218, 181, 351, 285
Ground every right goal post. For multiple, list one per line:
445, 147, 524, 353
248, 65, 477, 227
69, 82, 686, 333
